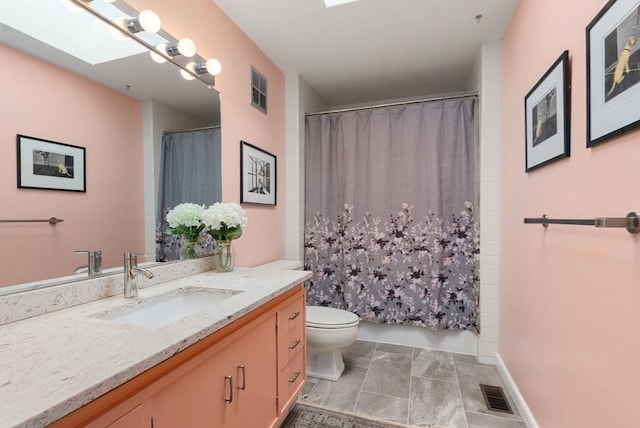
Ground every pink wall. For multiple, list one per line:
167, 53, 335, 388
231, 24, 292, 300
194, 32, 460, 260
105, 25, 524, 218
500, 1, 640, 427
0, 45, 145, 287
129, 0, 287, 267
1, 0, 286, 287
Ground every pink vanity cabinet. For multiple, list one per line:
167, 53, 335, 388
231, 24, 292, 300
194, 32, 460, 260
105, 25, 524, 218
51, 286, 306, 428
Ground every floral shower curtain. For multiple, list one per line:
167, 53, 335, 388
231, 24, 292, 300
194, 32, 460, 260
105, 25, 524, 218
304, 98, 480, 331
156, 127, 221, 261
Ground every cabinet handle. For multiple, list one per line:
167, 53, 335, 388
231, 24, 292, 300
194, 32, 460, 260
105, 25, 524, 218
238, 364, 246, 390
288, 371, 301, 384
289, 311, 300, 321
224, 375, 233, 403
289, 339, 301, 350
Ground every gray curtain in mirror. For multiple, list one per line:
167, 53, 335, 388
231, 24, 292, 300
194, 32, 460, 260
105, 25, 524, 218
304, 98, 480, 331
156, 127, 222, 261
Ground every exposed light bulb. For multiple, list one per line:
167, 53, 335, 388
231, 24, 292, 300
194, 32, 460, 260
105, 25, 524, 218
195, 59, 222, 76
150, 44, 167, 63
205, 58, 222, 76
137, 10, 161, 33
180, 63, 196, 81
177, 38, 196, 57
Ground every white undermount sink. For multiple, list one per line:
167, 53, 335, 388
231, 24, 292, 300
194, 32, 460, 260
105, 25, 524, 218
93, 288, 242, 327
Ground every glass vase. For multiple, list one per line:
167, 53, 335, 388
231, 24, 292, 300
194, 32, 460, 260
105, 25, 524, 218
180, 238, 198, 259
216, 240, 235, 272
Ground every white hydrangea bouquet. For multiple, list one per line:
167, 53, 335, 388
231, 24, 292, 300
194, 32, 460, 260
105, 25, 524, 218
202, 202, 248, 242
165, 203, 206, 258
202, 202, 248, 271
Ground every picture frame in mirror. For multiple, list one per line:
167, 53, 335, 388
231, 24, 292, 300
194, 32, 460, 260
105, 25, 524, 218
17, 134, 86, 192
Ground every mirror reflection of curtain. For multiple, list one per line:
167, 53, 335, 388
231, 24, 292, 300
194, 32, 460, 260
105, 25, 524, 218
156, 127, 222, 261
304, 98, 479, 331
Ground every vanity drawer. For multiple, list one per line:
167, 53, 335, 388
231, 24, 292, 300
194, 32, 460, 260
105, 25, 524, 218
277, 293, 305, 337
278, 326, 304, 369
277, 347, 305, 414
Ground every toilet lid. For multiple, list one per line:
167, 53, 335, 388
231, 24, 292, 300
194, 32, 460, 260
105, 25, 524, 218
306, 306, 359, 328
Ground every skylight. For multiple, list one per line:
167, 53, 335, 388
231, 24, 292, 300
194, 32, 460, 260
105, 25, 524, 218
323, 0, 361, 8
0, 0, 167, 65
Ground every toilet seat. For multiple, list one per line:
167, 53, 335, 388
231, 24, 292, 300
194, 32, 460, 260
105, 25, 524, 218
306, 306, 359, 329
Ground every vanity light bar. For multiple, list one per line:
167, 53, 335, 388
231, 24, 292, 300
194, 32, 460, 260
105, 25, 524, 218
70, 0, 218, 88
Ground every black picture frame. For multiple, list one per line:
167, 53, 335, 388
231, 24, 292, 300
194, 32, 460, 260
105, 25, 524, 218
17, 134, 86, 192
524, 50, 571, 172
586, 0, 640, 147
240, 140, 276, 205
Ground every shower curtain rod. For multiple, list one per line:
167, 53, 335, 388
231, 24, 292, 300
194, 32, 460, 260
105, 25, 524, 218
305, 92, 479, 117
163, 125, 221, 135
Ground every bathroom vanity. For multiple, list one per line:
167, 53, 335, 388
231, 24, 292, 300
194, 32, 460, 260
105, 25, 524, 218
0, 259, 310, 428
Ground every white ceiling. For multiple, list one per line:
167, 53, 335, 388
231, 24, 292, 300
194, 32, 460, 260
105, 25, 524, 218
214, 0, 519, 107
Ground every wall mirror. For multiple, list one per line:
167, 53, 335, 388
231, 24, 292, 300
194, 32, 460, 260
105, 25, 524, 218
0, 0, 222, 293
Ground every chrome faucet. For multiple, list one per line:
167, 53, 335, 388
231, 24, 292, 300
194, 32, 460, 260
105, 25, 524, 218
75, 250, 102, 276
123, 253, 154, 298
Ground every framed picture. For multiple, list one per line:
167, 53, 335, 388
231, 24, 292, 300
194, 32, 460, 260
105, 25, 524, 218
524, 50, 571, 172
17, 134, 86, 192
586, 0, 640, 147
240, 140, 276, 205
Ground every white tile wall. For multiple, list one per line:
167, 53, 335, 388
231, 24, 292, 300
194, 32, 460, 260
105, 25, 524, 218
142, 102, 156, 260
477, 39, 503, 365
284, 74, 328, 262
285, 74, 302, 261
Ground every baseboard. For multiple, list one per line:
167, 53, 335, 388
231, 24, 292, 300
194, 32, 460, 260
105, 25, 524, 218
495, 353, 539, 428
356, 320, 478, 355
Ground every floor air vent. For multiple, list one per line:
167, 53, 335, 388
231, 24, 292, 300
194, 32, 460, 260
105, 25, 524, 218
479, 384, 513, 414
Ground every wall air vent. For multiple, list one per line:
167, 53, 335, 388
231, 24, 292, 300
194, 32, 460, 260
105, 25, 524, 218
251, 66, 267, 114
479, 384, 513, 414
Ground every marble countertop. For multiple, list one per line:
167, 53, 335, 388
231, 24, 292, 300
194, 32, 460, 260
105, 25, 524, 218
0, 266, 311, 428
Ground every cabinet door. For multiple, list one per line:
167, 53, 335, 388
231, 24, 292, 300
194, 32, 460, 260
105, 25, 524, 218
150, 347, 231, 428
84, 399, 152, 428
150, 313, 277, 428
228, 313, 278, 428
105, 403, 151, 428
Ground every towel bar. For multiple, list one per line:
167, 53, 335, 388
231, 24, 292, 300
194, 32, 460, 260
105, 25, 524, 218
524, 212, 638, 234
0, 217, 64, 225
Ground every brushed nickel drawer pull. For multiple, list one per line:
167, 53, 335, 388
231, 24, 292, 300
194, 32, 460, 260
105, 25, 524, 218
289, 339, 301, 350
289, 311, 300, 321
224, 375, 233, 403
238, 364, 246, 390
289, 371, 301, 383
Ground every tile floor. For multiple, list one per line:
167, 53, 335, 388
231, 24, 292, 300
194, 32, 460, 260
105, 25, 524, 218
299, 340, 527, 428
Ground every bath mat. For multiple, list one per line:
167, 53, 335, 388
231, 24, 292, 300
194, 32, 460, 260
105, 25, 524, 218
281, 403, 406, 428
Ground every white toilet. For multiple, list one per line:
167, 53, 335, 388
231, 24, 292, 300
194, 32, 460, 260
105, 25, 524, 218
306, 306, 359, 381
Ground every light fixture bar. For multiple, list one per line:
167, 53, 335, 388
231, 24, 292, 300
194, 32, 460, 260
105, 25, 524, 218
70, 0, 215, 87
